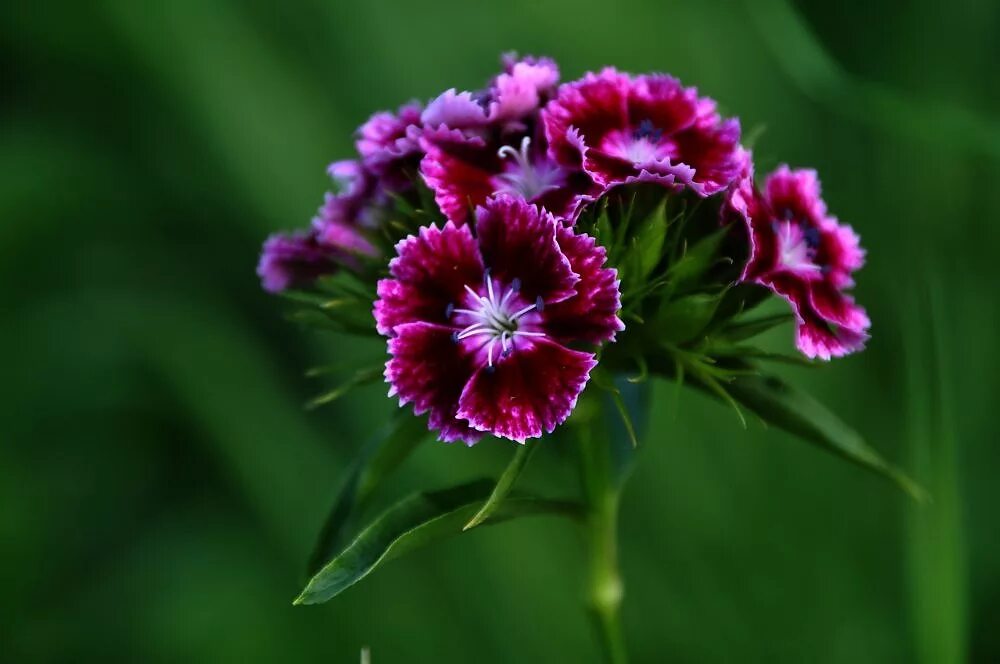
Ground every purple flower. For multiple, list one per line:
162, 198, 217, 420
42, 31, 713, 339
543, 68, 743, 196
418, 54, 596, 225
257, 231, 338, 293
311, 160, 379, 257
374, 196, 623, 444
725, 160, 870, 360
420, 54, 559, 134
356, 102, 423, 192
420, 127, 599, 225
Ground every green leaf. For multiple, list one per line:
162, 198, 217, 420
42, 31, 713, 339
707, 282, 772, 328
724, 374, 927, 500
627, 197, 668, 284
306, 415, 430, 576
463, 441, 539, 530
305, 366, 383, 410
718, 312, 795, 342
295, 480, 580, 605
656, 292, 724, 344
666, 224, 731, 293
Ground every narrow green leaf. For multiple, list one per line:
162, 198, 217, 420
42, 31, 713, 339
306, 415, 429, 576
666, 224, 731, 292
305, 366, 382, 410
656, 292, 724, 344
295, 481, 580, 605
725, 374, 927, 500
629, 197, 668, 282
608, 389, 639, 448
463, 442, 539, 531
719, 312, 795, 342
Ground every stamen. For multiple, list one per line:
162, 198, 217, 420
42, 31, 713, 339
453, 272, 547, 366
497, 135, 532, 166
511, 302, 537, 319
444, 302, 454, 318
495, 137, 561, 201
484, 269, 495, 303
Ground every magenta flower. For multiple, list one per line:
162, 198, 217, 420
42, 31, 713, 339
543, 68, 743, 196
311, 160, 378, 257
420, 127, 598, 225
356, 102, 423, 192
257, 231, 338, 293
420, 54, 559, 133
726, 161, 870, 360
419, 55, 596, 225
374, 196, 623, 444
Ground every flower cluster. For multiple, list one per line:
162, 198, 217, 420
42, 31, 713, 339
259, 53, 871, 444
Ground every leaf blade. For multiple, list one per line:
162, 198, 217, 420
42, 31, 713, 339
295, 481, 580, 605
725, 374, 927, 500
305, 414, 429, 576
463, 442, 539, 530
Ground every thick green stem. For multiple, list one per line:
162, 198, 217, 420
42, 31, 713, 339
578, 423, 628, 664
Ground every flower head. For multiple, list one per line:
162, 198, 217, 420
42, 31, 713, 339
543, 68, 743, 196
420, 54, 559, 133
374, 196, 623, 444
419, 55, 595, 225
356, 102, 423, 192
257, 231, 338, 293
311, 160, 379, 257
726, 161, 870, 359
420, 128, 598, 225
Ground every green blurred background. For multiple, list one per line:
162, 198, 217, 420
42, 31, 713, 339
3, 0, 998, 661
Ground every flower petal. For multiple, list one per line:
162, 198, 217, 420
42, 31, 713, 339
374, 222, 484, 335
419, 127, 496, 225
768, 274, 870, 360
386, 322, 480, 444
456, 338, 596, 443
543, 68, 630, 169
257, 231, 336, 293
421, 89, 489, 129
542, 225, 624, 344
474, 196, 578, 305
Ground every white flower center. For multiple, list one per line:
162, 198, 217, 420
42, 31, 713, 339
494, 136, 564, 201
776, 221, 822, 274
450, 271, 545, 367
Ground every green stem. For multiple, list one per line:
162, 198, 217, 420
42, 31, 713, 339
578, 423, 628, 664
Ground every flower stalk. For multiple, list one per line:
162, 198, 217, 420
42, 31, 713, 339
578, 413, 628, 664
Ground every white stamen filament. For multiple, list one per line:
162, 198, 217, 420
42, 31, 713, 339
451, 272, 545, 367
495, 136, 561, 200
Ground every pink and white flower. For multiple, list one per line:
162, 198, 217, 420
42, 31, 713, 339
374, 196, 623, 443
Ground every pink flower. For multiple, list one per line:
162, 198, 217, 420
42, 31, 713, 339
420, 128, 598, 225
726, 159, 870, 360
543, 68, 743, 196
356, 102, 423, 192
374, 196, 623, 444
311, 160, 379, 257
257, 231, 337, 293
420, 53, 560, 133
418, 54, 595, 225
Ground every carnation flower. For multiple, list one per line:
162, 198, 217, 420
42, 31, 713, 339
543, 68, 743, 196
356, 102, 423, 192
311, 160, 379, 256
374, 196, 623, 444
419, 55, 597, 225
420, 53, 559, 133
726, 160, 870, 360
261, 55, 923, 661
257, 231, 338, 293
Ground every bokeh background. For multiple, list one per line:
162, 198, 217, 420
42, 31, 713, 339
3, 0, 998, 661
